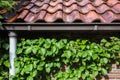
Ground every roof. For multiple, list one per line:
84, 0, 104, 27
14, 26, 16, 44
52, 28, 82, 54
8, 0, 120, 23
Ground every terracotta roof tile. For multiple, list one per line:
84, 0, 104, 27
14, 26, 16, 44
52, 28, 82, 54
17, 10, 29, 19
63, 11, 81, 22
45, 11, 63, 22
107, 0, 119, 6
8, 0, 120, 23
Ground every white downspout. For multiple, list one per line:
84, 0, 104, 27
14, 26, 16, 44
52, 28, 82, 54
9, 32, 17, 80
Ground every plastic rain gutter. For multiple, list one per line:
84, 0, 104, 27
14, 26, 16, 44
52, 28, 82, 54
1, 23, 120, 31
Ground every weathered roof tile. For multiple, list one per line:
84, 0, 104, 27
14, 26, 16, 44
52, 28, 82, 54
8, 0, 120, 23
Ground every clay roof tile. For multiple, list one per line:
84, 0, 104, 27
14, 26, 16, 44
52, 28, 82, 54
8, 0, 120, 23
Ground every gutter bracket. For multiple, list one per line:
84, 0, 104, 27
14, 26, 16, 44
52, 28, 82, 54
27, 25, 31, 31
93, 25, 98, 31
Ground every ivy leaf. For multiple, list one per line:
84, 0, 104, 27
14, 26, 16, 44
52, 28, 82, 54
79, 66, 85, 72
56, 41, 65, 49
100, 58, 108, 64
82, 52, 87, 58
113, 45, 119, 51
0, 77, 3, 80
77, 51, 83, 57
24, 64, 33, 73
92, 54, 98, 60
43, 39, 51, 49
92, 70, 98, 77
87, 77, 94, 80
33, 60, 39, 68
46, 75, 50, 80
0, 59, 2, 66
82, 73, 86, 79
51, 46, 57, 53
101, 39, 107, 43
37, 62, 45, 71
37, 66, 43, 71
62, 59, 69, 64
24, 47, 32, 54
46, 67, 50, 73
101, 53, 110, 58
2, 43, 9, 50
46, 51, 52, 56
39, 48, 46, 56
80, 45, 86, 50
73, 58, 79, 63
71, 48, 76, 54
54, 63, 60, 68
105, 42, 111, 47
32, 47, 37, 54
27, 76, 33, 80
82, 61, 86, 66
85, 70, 89, 76
62, 51, 71, 59
101, 68, 107, 75
40, 56, 45, 60
0, 15, 3, 19
30, 70, 37, 77
40, 62, 45, 67
17, 48, 23, 54
3, 60, 10, 68
38, 38, 44, 46
82, 40, 88, 45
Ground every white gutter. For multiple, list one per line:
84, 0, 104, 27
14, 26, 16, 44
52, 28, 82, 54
9, 32, 17, 80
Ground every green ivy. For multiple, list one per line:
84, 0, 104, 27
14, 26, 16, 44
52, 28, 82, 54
0, 0, 16, 9
14, 37, 120, 80
0, 0, 17, 27
0, 38, 9, 80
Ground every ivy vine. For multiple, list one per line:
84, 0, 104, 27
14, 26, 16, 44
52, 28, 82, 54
14, 37, 120, 80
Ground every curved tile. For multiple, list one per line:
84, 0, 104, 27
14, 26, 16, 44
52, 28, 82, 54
107, 0, 119, 7
92, 0, 104, 7
63, 0, 77, 6
44, 11, 63, 23
63, 0, 91, 7
49, 0, 62, 6
31, 0, 37, 3
112, 4, 120, 13
17, 10, 29, 19
22, 1, 30, 6
116, 14, 120, 21
80, 4, 95, 14
82, 11, 100, 23
101, 11, 117, 23
34, 0, 50, 7
96, 4, 110, 13
30, 4, 49, 13
63, 4, 78, 13
32, 10, 47, 22
30, 6, 40, 13
63, 11, 81, 23
37, 10, 47, 20
25, 3, 34, 9
47, 3, 62, 13
24, 13, 36, 22
77, 0, 90, 6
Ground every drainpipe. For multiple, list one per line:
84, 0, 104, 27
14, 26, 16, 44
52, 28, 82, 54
9, 32, 17, 80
